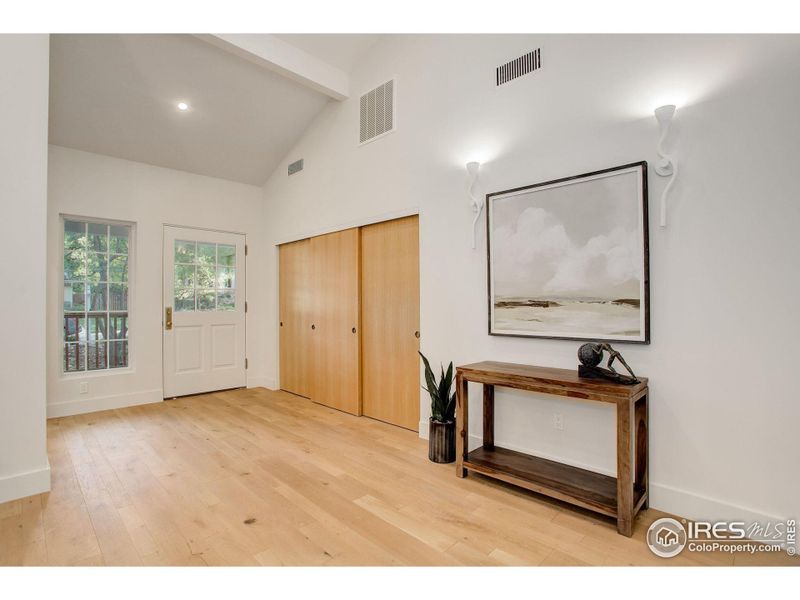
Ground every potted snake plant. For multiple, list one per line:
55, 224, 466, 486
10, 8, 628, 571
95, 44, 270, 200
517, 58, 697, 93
419, 352, 456, 463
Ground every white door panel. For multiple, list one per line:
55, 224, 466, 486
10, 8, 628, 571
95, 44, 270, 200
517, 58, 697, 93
163, 226, 246, 397
211, 324, 236, 368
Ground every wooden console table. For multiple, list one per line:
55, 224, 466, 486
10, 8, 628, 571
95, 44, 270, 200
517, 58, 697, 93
455, 361, 648, 537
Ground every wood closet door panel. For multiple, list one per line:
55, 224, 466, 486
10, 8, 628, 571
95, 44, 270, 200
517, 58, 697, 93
310, 228, 361, 415
279, 239, 312, 397
361, 215, 420, 431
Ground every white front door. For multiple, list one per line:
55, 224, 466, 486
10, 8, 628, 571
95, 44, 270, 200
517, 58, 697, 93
163, 226, 246, 397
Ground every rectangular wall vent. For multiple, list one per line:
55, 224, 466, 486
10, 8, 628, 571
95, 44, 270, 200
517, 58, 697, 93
496, 48, 541, 86
359, 79, 395, 144
288, 158, 304, 176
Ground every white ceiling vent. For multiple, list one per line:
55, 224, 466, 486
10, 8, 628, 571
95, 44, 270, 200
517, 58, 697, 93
496, 48, 541, 86
359, 79, 395, 145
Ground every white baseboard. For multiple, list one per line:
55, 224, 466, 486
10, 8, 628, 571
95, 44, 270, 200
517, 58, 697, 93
47, 388, 162, 418
649, 481, 788, 526
247, 375, 277, 390
461, 433, 786, 527
418, 419, 429, 439
0, 462, 51, 504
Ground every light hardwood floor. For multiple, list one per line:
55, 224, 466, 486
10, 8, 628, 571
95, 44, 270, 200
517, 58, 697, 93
1, 388, 796, 566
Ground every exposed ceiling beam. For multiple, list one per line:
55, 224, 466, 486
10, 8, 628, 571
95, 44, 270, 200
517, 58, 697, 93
197, 34, 349, 101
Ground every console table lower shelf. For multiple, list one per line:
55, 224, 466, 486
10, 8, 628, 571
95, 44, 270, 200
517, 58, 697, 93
455, 361, 649, 537
464, 446, 645, 519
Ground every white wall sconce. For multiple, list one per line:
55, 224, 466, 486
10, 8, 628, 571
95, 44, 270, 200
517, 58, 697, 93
466, 161, 482, 248
654, 104, 677, 228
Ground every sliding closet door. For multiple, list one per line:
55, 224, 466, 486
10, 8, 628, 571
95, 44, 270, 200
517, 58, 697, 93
279, 239, 311, 397
310, 228, 361, 415
361, 215, 420, 431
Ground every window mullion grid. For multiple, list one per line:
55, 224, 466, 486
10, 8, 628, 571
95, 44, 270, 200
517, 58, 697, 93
65, 220, 131, 373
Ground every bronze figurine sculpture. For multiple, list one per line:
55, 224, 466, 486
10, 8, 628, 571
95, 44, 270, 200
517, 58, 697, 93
577, 342, 640, 385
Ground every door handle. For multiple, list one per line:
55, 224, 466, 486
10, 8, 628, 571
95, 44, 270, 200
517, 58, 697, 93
415, 331, 420, 339
165, 307, 173, 331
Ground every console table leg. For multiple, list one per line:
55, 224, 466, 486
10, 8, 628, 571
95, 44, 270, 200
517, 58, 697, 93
616, 398, 633, 537
483, 384, 495, 450
455, 372, 469, 478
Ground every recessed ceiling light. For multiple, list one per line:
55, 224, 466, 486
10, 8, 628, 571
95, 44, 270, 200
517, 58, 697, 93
177, 102, 189, 111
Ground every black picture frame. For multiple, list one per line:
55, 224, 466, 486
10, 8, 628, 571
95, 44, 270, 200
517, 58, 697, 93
486, 161, 650, 344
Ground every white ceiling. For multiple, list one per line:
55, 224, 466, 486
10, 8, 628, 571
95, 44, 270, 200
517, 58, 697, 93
273, 34, 379, 72
49, 34, 357, 186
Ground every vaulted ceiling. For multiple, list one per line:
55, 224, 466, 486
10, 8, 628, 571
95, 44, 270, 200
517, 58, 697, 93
48, 34, 379, 185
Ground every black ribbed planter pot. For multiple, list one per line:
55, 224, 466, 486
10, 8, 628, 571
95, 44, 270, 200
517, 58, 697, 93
428, 419, 456, 463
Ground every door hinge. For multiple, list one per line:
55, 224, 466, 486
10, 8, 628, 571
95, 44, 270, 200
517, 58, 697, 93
245, 358, 248, 369
244, 244, 248, 256
245, 301, 248, 313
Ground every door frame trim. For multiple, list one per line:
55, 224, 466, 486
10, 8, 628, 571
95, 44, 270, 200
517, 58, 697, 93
161, 224, 248, 398
163, 223, 248, 236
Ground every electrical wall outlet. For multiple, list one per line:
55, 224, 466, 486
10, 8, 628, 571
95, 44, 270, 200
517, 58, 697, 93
79, 381, 88, 394
553, 413, 564, 431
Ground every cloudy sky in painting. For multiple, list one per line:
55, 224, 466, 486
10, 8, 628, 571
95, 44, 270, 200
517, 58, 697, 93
491, 170, 643, 299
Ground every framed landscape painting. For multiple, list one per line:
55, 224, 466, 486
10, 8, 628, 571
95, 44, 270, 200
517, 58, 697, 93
487, 162, 650, 343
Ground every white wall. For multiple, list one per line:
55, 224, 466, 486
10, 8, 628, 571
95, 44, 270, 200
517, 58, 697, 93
47, 145, 269, 418
0, 35, 51, 503
261, 35, 800, 525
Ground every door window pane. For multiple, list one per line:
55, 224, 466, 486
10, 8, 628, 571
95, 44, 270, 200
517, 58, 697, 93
174, 264, 195, 288
175, 287, 195, 312
172, 240, 238, 312
174, 240, 195, 264
197, 290, 215, 311
197, 264, 215, 288
63, 218, 131, 372
216, 266, 235, 289
217, 244, 236, 267
217, 290, 235, 311
197, 243, 216, 265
